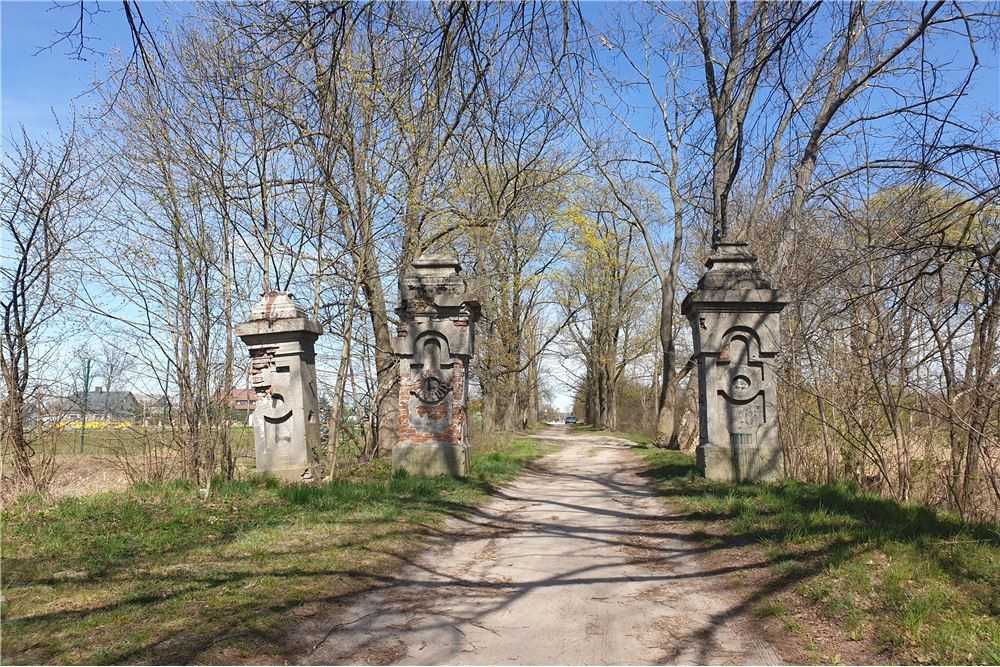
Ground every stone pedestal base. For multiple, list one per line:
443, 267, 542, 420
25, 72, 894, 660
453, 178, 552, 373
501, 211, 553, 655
392, 442, 469, 477
698, 443, 783, 483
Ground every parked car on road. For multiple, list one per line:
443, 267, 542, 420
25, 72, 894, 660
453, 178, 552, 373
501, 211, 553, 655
564, 415, 577, 424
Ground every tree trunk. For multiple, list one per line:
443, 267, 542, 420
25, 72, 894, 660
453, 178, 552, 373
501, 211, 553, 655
220, 216, 236, 481
655, 184, 685, 449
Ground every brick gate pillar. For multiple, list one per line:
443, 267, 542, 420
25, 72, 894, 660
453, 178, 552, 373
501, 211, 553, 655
392, 255, 481, 476
236, 292, 324, 482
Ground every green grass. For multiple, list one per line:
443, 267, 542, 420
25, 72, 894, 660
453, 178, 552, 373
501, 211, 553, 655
1, 437, 551, 665
636, 447, 1000, 665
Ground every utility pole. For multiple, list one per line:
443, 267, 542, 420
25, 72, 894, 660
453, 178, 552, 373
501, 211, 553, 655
79, 358, 91, 454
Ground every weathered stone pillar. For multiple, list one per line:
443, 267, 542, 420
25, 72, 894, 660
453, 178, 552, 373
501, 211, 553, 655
236, 292, 323, 482
392, 255, 480, 477
681, 243, 788, 482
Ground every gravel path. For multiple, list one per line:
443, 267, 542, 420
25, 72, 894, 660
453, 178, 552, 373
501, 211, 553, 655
300, 428, 783, 665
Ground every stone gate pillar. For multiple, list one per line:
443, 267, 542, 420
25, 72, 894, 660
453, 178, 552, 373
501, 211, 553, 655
392, 255, 480, 477
236, 292, 323, 482
681, 243, 788, 482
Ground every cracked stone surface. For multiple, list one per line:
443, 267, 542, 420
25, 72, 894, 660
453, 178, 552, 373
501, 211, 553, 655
298, 427, 783, 665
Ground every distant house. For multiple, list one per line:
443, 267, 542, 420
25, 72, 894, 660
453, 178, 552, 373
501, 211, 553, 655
229, 388, 257, 412
63, 388, 141, 422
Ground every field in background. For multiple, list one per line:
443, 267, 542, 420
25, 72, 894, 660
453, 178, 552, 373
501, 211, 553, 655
29, 427, 256, 500
32, 424, 533, 501
49, 426, 255, 456
1, 436, 553, 665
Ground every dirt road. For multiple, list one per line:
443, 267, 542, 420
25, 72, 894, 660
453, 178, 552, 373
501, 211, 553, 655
301, 428, 784, 665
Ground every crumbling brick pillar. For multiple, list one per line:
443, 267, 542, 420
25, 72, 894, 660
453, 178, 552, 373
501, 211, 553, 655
236, 292, 323, 482
392, 255, 480, 477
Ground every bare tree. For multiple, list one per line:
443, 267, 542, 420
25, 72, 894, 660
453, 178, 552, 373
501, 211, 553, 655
559, 187, 656, 431
1, 127, 96, 493
95, 340, 134, 393
564, 3, 702, 446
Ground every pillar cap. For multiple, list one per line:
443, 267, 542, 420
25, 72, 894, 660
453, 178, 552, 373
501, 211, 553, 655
237, 292, 322, 337
697, 243, 775, 291
399, 255, 480, 317
249, 292, 307, 320
705, 242, 756, 269
411, 254, 462, 271
682, 244, 787, 315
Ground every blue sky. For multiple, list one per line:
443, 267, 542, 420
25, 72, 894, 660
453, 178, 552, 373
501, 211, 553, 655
0, 1, 585, 411
2, 1, 178, 141
4, 1, 997, 154
3, 1, 996, 413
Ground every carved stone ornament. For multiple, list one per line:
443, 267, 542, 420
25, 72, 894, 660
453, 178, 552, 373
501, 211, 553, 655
413, 375, 452, 404
259, 392, 292, 422
410, 335, 453, 404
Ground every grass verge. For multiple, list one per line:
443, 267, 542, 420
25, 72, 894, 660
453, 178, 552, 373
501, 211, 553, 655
1, 437, 550, 665
636, 447, 1000, 664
